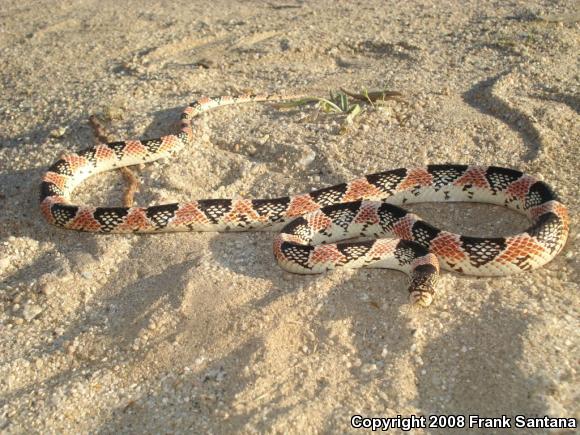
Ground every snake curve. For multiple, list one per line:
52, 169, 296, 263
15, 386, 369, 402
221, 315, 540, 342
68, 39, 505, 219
40, 93, 570, 306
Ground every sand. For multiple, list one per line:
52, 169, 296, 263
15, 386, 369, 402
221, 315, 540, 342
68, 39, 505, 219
0, 0, 578, 433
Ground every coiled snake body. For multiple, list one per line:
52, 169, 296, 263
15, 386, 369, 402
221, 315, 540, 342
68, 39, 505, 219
40, 94, 570, 306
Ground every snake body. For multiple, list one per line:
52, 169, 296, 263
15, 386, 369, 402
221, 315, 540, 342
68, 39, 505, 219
40, 94, 570, 306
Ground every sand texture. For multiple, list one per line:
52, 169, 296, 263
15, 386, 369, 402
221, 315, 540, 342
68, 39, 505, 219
0, 0, 578, 433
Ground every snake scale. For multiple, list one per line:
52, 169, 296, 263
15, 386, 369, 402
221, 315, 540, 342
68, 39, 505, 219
40, 93, 570, 306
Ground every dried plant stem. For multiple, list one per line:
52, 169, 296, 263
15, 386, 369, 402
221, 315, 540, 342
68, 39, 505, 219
88, 114, 139, 207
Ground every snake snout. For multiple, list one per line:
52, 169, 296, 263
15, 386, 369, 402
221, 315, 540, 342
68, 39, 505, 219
408, 263, 439, 307
409, 290, 434, 307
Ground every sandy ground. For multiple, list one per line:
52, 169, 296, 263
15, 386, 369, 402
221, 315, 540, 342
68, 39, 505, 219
0, 0, 579, 433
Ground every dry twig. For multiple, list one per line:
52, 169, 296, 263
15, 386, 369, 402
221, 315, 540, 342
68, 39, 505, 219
88, 114, 139, 207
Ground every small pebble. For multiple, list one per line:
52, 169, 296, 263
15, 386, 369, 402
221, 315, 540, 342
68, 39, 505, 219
298, 148, 316, 167
38, 282, 54, 296
0, 257, 11, 271
81, 271, 93, 280
49, 126, 67, 138
361, 363, 377, 373
22, 303, 42, 321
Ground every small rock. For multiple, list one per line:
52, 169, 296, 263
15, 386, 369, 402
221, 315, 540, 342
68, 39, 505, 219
49, 127, 67, 138
39, 282, 54, 296
38, 274, 57, 296
81, 271, 93, 280
258, 135, 270, 145
22, 303, 42, 321
361, 363, 378, 373
0, 257, 11, 272
64, 342, 75, 355
298, 148, 316, 168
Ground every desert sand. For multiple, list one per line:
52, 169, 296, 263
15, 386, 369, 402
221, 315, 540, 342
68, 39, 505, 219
0, 0, 578, 433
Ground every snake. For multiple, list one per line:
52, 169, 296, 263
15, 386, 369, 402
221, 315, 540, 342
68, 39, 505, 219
40, 93, 570, 306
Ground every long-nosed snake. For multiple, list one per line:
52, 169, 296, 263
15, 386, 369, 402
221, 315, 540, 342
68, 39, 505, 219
40, 93, 570, 306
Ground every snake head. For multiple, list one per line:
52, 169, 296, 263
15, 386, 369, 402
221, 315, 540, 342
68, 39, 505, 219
408, 263, 439, 307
